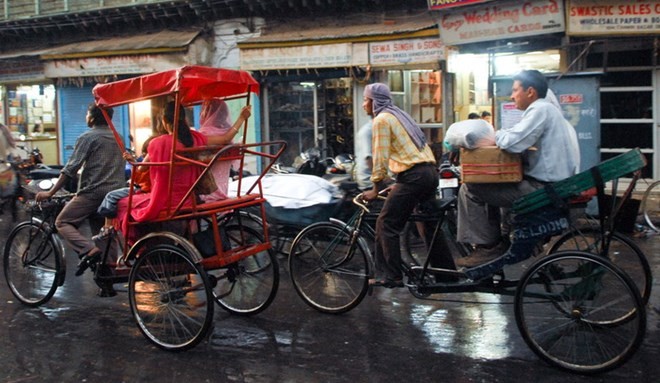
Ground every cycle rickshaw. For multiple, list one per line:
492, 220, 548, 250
288, 148, 649, 374
3, 66, 286, 351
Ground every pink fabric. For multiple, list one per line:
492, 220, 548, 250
117, 130, 208, 239
199, 99, 234, 202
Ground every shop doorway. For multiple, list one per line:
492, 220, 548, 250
267, 78, 354, 167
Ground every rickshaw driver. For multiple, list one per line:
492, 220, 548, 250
35, 103, 126, 274
456, 69, 580, 268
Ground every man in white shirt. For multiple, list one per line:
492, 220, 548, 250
456, 70, 580, 268
354, 119, 373, 190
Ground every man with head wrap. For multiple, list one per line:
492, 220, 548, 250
362, 83, 446, 288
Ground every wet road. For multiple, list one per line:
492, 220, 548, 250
0, 212, 658, 383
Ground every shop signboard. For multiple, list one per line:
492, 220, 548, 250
427, 0, 491, 10
567, 0, 660, 35
44, 54, 190, 77
438, 0, 565, 45
369, 37, 445, 66
240, 43, 368, 71
0, 59, 46, 82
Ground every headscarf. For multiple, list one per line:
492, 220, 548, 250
0, 123, 16, 149
364, 83, 426, 150
200, 98, 233, 134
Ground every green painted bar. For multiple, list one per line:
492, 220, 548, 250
512, 149, 647, 214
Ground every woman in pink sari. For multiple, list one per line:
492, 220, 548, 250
198, 98, 247, 202
115, 101, 250, 240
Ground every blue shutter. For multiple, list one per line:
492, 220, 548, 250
58, 85, 129, 163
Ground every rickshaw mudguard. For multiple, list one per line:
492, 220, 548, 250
125, 231, 204, 264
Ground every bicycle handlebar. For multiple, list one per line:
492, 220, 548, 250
353, 190, 388, 213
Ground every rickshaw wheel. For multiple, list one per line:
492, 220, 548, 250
128, 243, 214, 351
208, 225, 279, 316
514, 251, 645, 374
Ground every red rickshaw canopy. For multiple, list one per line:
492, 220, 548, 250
93, 65, 260, 107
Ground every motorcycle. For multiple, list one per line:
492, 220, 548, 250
437, 158, 461, 200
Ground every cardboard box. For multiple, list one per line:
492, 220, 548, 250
460, 146, 523, 183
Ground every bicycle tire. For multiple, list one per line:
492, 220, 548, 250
3, 220, 62, 307
547, 228, 652, 305
128, 244, 214, 351
288, 222, 369, 314
515, 251, 645, 374
209, 225, 279, 316
641, 180, 660, 232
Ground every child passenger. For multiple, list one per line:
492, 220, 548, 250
93, 135, 156, 240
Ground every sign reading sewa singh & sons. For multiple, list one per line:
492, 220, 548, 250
567, 0, 660, 35
438, 0, 565, 45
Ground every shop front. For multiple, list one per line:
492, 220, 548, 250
565, 0, 659, 180
0, 56, 59, 163
239, 15, 446, 167
39, 29, 211, 164
432, 0, 660, 180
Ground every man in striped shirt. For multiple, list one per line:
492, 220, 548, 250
362, 83, 443, 288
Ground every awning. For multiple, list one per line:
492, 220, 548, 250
238, 14, 441, 71
0, 29, 208, 79
40, 29, 202, 60
239, 15, 437, 48
0, 29, 202, 61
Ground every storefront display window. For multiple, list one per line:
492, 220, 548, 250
323, 77, 353, 157
268, 78, 355, 166
6, 85, 57, 135
387, 69, 443, 126
269, 82, 317, 166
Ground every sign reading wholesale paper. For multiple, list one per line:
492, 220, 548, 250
369, 38, 444, 66
567, 0, 660, 35
439, 0, 565, 45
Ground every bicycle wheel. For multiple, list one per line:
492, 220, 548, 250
515, 251, 645, 374
3, 221, 62, 307
209, 225, 279, 316
641, 180, 660, 231
128, 244, 214, 351
548, 228, 652, 305
289, 222, 369, 314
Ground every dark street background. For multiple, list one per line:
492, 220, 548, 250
0, 211, 658, 383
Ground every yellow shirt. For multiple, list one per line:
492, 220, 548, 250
370, 112, 435, 184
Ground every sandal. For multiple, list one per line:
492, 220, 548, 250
75, 248, 102, 276
368, 278, 404, 288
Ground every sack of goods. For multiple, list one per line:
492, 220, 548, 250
443, 119, 495, 152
